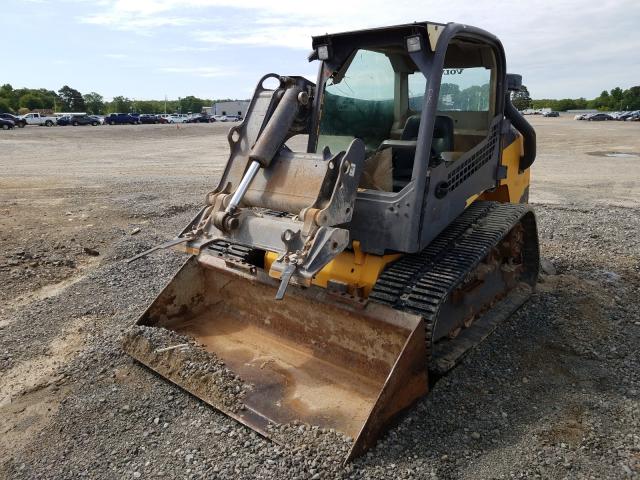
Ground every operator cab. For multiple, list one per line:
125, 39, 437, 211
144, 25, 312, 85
313, 36, 499, 192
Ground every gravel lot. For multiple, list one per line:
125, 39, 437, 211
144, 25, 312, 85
1, 117, 639, 479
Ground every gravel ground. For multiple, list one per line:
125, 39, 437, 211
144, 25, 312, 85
1, 119, 639, 479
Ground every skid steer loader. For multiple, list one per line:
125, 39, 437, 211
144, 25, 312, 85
124, 21, 539, 461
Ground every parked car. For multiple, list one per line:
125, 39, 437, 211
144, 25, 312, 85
212, 115, 228, 122
55, 115, 72, 126
104, 113, 139, 125
168, 114, 189, 123
0, 113, 26, 128
187, 114, 213, 123
21, 112, 57, 126
156, 115, 169, 124
139, 114, 159, 124
57, 114, 101, 126
587, 113, 613, 121
0, 117, 15, 130
626, 112, 640, 121
543, 111, 559, 117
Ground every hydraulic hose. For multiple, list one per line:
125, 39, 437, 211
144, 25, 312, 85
505, 97, 536, 171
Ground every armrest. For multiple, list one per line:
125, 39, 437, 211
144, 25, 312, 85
377, 140, 418, 152
440, 151, 465, 163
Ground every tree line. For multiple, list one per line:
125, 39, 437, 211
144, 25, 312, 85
0, 83, 243, 115
4, 82, 639, 115
511, 85, 640, 111
438, 83, 490, 111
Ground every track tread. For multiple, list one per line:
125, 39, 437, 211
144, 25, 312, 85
369, 201, 539, 372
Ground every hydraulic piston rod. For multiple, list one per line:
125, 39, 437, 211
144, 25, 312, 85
214, 81, 304, 231
225, 160, 261, 216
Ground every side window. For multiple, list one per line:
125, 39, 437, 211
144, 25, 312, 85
438, 68, 491, 111
408, 67, 491, 112
318, 49, 395, 153
408, 72, 426, 112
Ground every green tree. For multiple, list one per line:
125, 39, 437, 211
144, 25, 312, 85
511, 85, 532, 111
30, 89, 59, 109
19, 93, 44, 110
590, 90, 611, 110
0, 84, 14, 98
531, 99, 553, 109
574, 97, 588, 109
1, 84, 19, 110
621, 86, 640, 110
438, 83, 461, 110
134, 100, 156, 114
179, 95, 205, 114
108, 96, 132, 113
83, 92, 104, 114
595, 90, 611, 107
0, 97, 13, 113
555, 98, 580, 111
609, 87, 624, 110
58, 85, 86, 111
455, 84, 489, 111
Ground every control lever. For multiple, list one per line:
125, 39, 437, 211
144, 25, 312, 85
126, 236, 192, 263
275, 263, 296, 300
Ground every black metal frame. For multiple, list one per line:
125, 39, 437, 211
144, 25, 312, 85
309, 22, 514, 255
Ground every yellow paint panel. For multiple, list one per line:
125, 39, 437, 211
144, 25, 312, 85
265, 241, 400, 297
479, 133, 530, 204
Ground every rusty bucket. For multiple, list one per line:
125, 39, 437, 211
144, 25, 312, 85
123, 254, 428, 461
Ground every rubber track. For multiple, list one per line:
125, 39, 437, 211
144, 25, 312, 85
369, 201, 538, 371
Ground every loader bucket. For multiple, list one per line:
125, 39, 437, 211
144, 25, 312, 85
123, 254, 428, 461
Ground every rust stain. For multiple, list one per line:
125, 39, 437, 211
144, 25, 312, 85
128, 255, 428, 460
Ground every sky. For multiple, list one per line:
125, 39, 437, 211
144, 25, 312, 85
1, 0, 639, 101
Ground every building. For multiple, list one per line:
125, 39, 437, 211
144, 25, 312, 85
212, 100, 250, 118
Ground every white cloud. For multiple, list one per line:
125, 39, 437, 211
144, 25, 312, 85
159, 66, 235, 78
77, 0, 640, 98
166, 45, 220, 53
82, 12, 199, 29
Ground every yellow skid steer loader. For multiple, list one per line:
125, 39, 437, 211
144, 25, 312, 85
123, 21, 539, 461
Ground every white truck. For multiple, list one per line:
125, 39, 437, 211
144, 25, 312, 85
21, 112, 58, 126
167, 113, 189, 123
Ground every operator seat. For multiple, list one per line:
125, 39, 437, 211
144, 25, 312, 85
392, 114, 455, 190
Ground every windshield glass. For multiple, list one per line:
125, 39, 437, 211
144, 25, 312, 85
317, 49, 395, 154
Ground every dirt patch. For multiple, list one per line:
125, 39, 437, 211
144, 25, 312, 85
0, 384, 72, 457
1, 263, 97, 325
0, 316, 87, 456
544, 405, 587, 446
538, 273, 615, 334
0, 316, 87, 402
